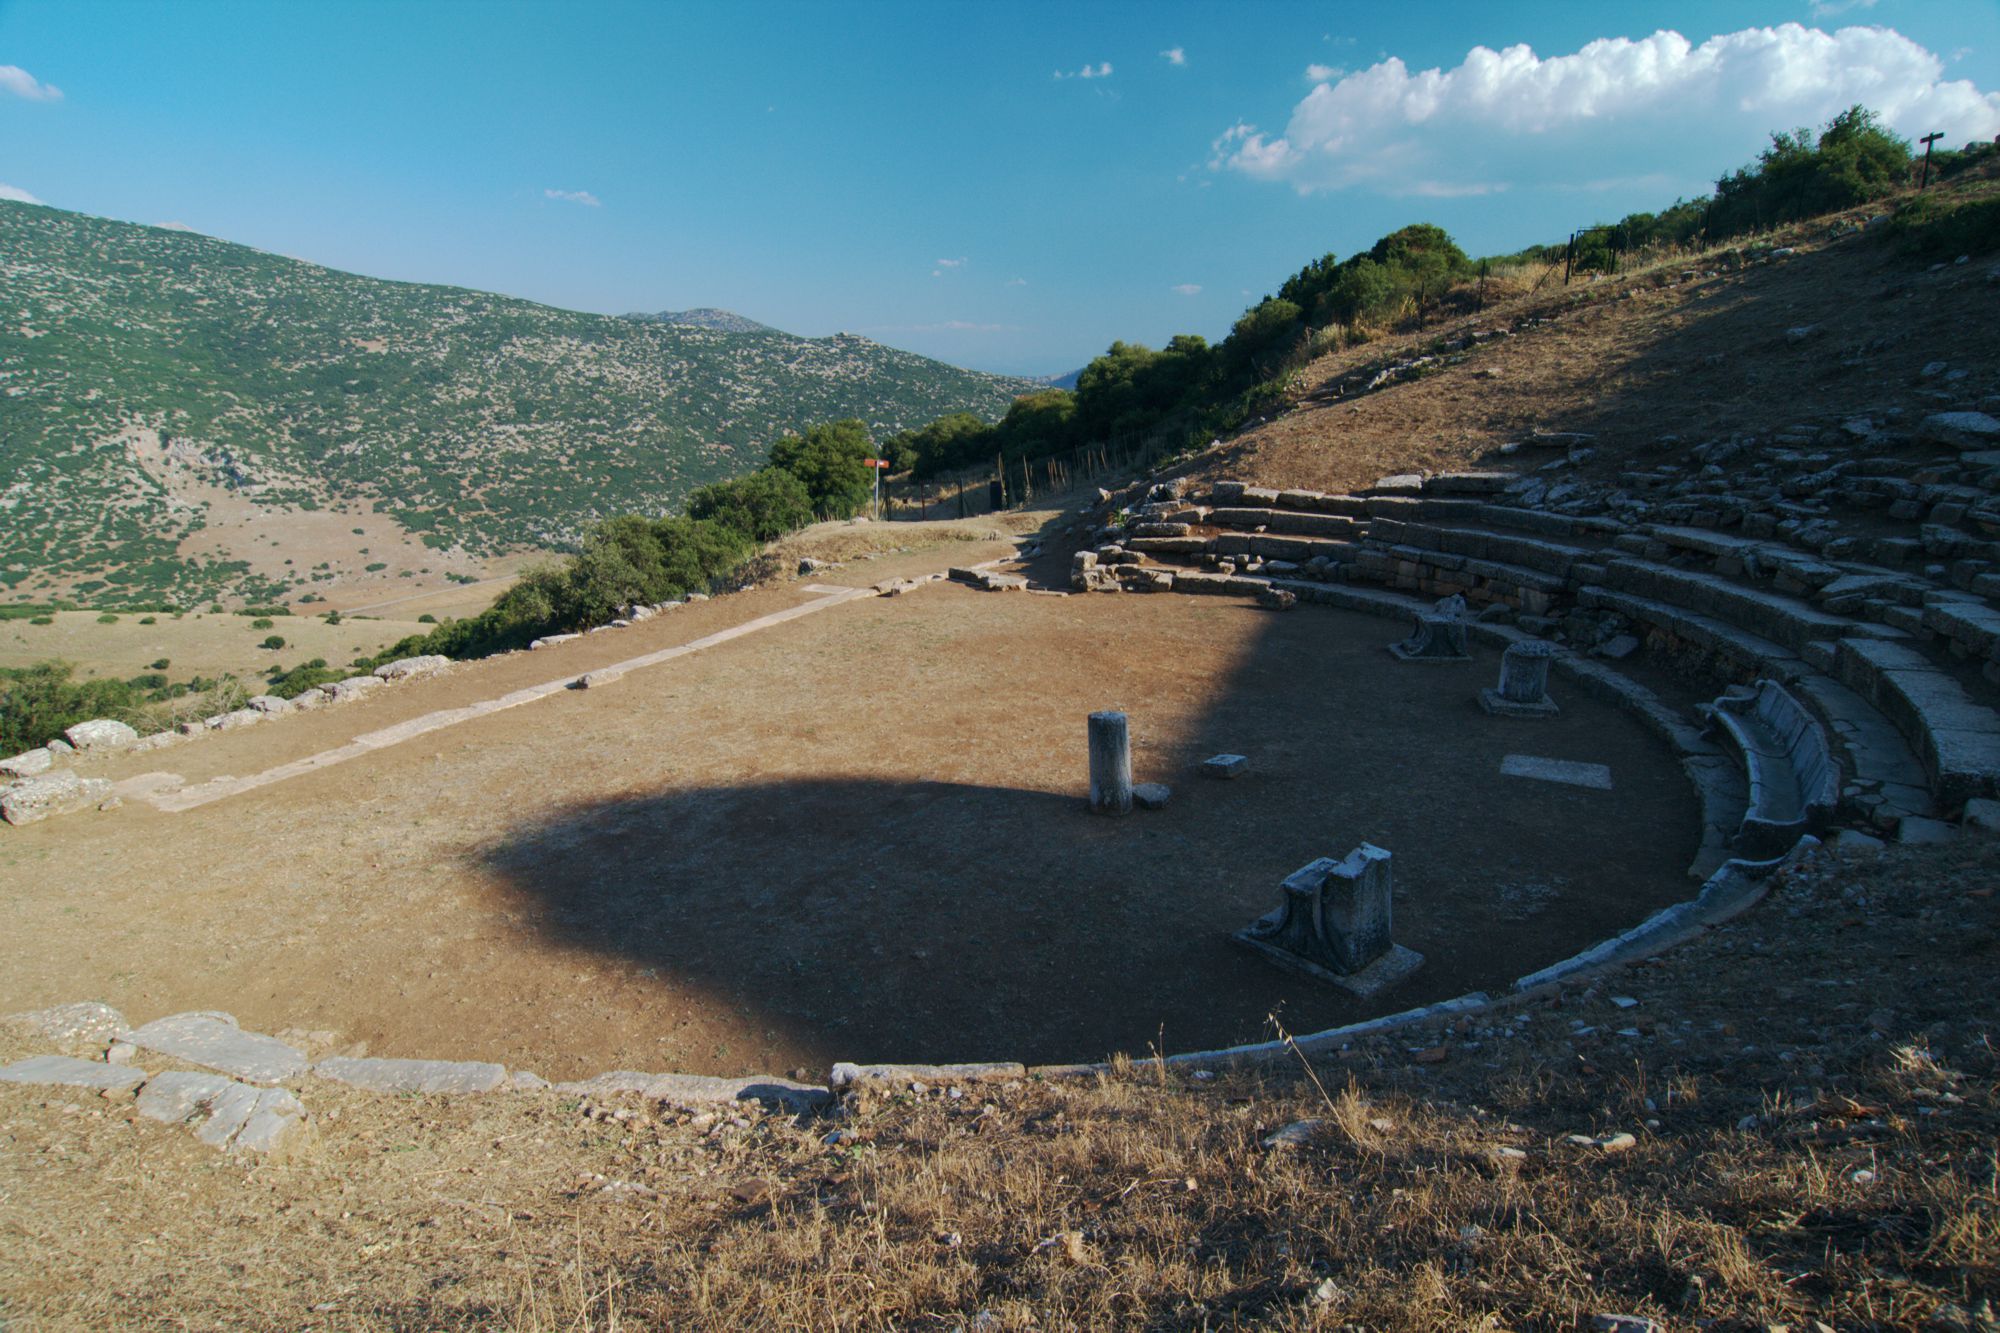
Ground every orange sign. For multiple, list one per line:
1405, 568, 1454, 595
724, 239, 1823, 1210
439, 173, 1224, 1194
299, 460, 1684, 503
862, 458, 891, 468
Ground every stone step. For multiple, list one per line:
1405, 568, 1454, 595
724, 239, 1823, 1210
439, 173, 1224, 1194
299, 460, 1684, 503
1832, 637, 2000, 807
1207, 481, 1369, 517
1788, 673, 1938, 829
1577, 585, 1810, 682
1205, 507, 1366, 540
1368, 519, 1597, 580
1599, 557, 1868, 655
1410, 499, 1614, 540
1215, 532, 1362, 564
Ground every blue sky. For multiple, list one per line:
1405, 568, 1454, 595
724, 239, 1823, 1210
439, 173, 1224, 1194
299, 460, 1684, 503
3, 1, 1997, 376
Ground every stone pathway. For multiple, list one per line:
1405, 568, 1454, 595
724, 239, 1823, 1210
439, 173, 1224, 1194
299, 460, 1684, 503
133, 583, 881, 815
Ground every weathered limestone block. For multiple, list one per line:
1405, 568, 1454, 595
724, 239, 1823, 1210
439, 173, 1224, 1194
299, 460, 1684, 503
1919, 411, 2000, 451
6, 1001, 127, 1046
1, 771, 113, 826
1233, 845, 1424, 998
63, 719, 138, 751
319, 676, 384, 704
314, 1056, 507, 1094
373, 654, 450, 682
0, 748, 53, 778
245, 695, 294, 715
1480, 640, 1560, 717
0, 1054, 150, 1092
1202, 754, 1249, 778
528, 633, 581, 650
137, 1070, 310, 1154
1389, 593, 1471, 661
122, 1012, 309, 1084
205, 708, 264, 731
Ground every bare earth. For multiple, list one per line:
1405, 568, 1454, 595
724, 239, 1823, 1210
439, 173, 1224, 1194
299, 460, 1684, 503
0, 539, 1694, 1079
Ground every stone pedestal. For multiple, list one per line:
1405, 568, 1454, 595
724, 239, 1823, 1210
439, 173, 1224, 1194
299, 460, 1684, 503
1389, 594, 1472, 662
1232, 844, 1424, 998
1088, 711, 1133, 815
1480, 640, 1560, 716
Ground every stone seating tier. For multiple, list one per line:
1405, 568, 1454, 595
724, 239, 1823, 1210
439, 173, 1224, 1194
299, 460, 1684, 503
1705, 680, 1840, 860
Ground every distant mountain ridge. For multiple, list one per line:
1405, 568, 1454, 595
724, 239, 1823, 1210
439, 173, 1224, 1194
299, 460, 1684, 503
623, 307, 779, 335
0, 201, 1038, 605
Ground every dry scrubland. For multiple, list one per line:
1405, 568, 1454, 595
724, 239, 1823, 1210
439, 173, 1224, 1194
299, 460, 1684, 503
3, 200, 1999, 1329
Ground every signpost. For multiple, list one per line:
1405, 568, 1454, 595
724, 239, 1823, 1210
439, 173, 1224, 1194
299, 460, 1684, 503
863, 457, 891, 517
1919, 131, 1944, 190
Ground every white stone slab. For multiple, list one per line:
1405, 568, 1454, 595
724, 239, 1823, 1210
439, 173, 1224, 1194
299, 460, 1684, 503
315, 1056, 507, 1094
1500, 754, 1613, 791
123, 1012, 309, 1084
0, 1054, 148, 1092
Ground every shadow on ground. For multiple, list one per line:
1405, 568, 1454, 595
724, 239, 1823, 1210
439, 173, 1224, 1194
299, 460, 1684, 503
479, 594, 1701, 1072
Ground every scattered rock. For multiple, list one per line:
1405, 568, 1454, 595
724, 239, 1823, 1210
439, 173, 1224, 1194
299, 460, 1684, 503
62, 718, 138, 752
1256, 586, 1298, 611
5, 1001, 127, 1047
1, 771, 114, 826
1132, 782, 1172, 810
1262, 1119, 1324, 1149
573, 668, 626, 690
1962, 798, 2000, 835
1202, 754, 1249, 779
373, 654, 449, 682
319, 676, 383, 704
137, 1069, 310, 1155
1588, 1316, 1664, 1333
245, 695, 294, 715
0, 747, 54, 778
1918, 412, 2000, 451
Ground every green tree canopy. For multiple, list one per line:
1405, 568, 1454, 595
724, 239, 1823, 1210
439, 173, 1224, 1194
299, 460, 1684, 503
767, 418, 875, 517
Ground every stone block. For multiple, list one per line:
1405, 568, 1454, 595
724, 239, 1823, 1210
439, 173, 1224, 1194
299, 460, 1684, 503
0, 747, 53, 778
1, 772, 113, 826
373, 654, 450, 682
1202, 754, 1249, 779
1500, 754, 1613, 790
314, 1056, 508, 1094
122, 1012, 309, 1084
63, 719, 138, 752
1132, 782, 1172, 810
0, 1054, 149, 1092
5, 1001, 127, 1046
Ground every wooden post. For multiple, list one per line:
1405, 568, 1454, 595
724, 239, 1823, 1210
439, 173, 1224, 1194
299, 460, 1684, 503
1088, 711, 1133, 815
1919, 131, 1943, 189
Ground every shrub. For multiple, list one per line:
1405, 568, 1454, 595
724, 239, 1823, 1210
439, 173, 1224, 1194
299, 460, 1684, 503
1885, 193, 2000, 258
140, 616, 157, 625
250, 618, 274, 630
0, 662, 143, 754
417, 613, 437, 623
261, 635, 286, 650
96, 613, 118, 624
686, 468, 816, 542
149, 658, 170, 670
29, 616, 52, 626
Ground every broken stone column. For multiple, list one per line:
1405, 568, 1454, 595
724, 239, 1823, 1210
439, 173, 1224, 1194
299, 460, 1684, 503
1088, 711, 1133, 815
1480, 639, 1560, 716
1232, 844, 1423, 997
1389, 593, 1471, 661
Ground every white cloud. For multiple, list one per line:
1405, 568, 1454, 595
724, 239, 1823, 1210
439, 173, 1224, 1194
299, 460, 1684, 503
1054, 61, 1113, 80
156, 220, 196, 232
932, 257, 968, 277
543, 188, 601, 207
1161, 47, 1186, 67
1221, 24, 2000, 197
1305, 63, 1344, 83
1810, 0, 1876, 15
1171, 283, 1203, 296
0, 65, 61, 101
0, 182, 44, 204
1007, 276, 1028, 286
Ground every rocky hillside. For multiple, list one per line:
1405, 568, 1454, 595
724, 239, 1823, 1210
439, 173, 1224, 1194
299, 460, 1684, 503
0, 202, 1036, 605
623, 307, 780, 335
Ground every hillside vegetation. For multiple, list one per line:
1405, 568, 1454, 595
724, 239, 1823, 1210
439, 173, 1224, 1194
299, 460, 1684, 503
0, 203, 1034, 605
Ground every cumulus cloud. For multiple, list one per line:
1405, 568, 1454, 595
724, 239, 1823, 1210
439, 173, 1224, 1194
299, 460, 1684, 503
1054, 61, 1113, 80
0, 65, 61, 101
0, 182, 44, 204
1305, 63, 1344, 82
543, 188, 601, 207
1171, 283, 1203, 296
1161, 47, 1186, 66
1220, 24, 2000, 197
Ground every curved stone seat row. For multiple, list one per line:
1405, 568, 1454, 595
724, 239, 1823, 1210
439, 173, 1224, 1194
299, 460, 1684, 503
1113, 478, 2000, 823
1704, 681, 1840, 859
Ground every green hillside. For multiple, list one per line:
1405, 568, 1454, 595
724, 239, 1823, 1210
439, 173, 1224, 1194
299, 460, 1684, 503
0, 201, 1035, 604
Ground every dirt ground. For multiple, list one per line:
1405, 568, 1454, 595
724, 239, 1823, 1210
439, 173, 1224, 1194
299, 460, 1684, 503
0, 545, 1696, 1079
